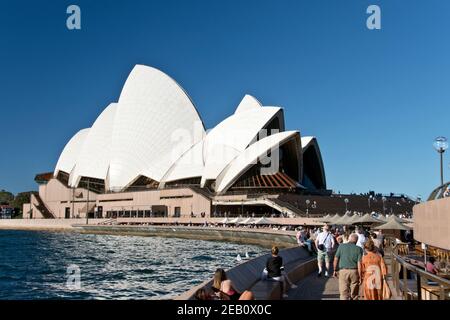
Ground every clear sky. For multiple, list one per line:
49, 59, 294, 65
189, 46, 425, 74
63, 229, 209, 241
0, 0, 448, 199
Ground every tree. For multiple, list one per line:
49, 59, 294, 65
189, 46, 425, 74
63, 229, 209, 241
0, 189, 14, 205
11, 192, 34, 218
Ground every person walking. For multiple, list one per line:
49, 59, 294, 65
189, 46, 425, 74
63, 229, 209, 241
361, 240, 388, 300
355, 227, 367, 249
315, 224, 335, 277
333, 233, 363, 300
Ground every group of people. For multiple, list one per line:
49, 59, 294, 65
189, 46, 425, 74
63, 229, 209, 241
195, 246, 297, 300
313, 224, 389, 300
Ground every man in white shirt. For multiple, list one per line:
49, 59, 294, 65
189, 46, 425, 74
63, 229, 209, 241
355, 227, 366, 249
315, 224, 335, 277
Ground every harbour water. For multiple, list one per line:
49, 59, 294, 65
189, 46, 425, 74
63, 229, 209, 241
0, 230, 266, 299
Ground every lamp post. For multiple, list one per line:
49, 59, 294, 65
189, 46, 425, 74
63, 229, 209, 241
382, 196, 386, 215
433, 136, 448, 187
85, 179, 89, 225
305, 199, 310, 217
368, 195, 373, 209
344, 198, 349, 213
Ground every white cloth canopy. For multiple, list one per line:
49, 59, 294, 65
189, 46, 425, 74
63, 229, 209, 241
252, 217, 277, 225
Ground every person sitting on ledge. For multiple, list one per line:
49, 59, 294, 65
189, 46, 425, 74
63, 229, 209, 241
212, 268, 241, 300
194, 288, 213, 300
262, 246, 297, 299
426, 256, 440, 275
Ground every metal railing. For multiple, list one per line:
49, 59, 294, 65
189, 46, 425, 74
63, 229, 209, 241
427, 181, 450, 201
387, 239, 450, 300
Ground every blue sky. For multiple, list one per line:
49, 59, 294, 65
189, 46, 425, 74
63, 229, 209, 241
0, 0, 448, 199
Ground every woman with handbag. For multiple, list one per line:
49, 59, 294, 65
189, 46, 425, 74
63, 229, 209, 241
361, 239, 390, 300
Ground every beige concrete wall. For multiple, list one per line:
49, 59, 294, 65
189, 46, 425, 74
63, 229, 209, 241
413, 197, 450, 250
0, 218, 109, 230
35, 179, 98, 219
96, 188, 211, 217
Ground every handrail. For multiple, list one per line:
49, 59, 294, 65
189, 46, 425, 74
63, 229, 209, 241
388, 240, 449, 300
427, 181, 450, 201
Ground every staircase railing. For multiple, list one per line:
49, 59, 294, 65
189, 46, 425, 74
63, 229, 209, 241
32, 192, 55, 219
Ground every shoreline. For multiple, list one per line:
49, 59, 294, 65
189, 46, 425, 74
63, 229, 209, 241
0, 218, 300, 248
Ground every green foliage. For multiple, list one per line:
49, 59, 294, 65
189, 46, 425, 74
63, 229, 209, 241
12, 192, 33, 216
0, 190, 34, 218
0, 189, 14, 205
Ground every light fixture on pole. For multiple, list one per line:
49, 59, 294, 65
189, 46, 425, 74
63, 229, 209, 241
433, 136, 448, 187
382, 196, 387, 215
344, 198, 349, 213
368, 195, 373, 209
305, 199, 310, 217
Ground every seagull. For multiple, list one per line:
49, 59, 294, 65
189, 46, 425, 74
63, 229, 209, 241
245, 252, 250, 259
236, 254, 242, 262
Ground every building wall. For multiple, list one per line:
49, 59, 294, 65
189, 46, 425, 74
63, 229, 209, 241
24, 178, 212, 219
413, 197, 450, 250
40, 179, 98, 219
97, 187, 211, 217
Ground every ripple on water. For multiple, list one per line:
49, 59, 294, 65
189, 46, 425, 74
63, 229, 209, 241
0, 230, 266, 299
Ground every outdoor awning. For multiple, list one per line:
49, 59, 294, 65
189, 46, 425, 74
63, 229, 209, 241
326, 214, 342, 224
240, 218, 254, 224
347, 214, 362, 224
354, 213, 383, 224
374, 217, 412, 231
375, 215, 388, 223
386, 215, 409, 224
219, 217, 230, 224
252, 217, 277, 225
315, 214, 332, 223
228, 218, 242, 224
333, 213, 354, 225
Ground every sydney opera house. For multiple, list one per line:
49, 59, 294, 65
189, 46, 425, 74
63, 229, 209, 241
24, 65, 328, 219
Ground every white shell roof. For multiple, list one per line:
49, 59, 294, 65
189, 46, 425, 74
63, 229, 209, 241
159, 139, 205, 184
201, 106, 282, 185
53, 64, 324, 193
54, 128, 90, 177
69, 103, 117, 186
234, 94, 262, 114
108, 65, 205, 189
301, 136, 315, 150
215, 131, 300, 193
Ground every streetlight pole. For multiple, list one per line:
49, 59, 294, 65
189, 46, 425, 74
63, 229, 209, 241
433, 136, 448, 187
85, 179, 89, 225
72, 187, 75, 219
344, 198, 349, 213
305, 199, 310, 217
382, 196, 386, 216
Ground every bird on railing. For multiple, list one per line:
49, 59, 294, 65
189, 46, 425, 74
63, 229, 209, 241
236, 254, 242, 262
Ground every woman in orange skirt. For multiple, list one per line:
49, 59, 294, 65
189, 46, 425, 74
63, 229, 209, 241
361, 239, 388, 300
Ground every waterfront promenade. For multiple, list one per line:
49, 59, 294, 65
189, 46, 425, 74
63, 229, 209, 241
287, 250, 401, 300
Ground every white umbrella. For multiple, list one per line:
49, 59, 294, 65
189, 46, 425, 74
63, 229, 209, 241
219, 217, 230, 224
240, 217, 254, 224
252, 217, 277, 225
374, 218, 412, 231
354, 213, 383, 225
333, 213, 354, 225
326, 214, 342, 224
229, 217, 242, 224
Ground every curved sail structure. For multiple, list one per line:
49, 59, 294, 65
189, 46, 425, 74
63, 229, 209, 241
54, 128, 90, 177
53, 64, 326, 194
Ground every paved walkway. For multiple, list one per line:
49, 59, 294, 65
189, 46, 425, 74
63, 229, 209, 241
287, 272, 340, 300
287, 251, 401, 300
